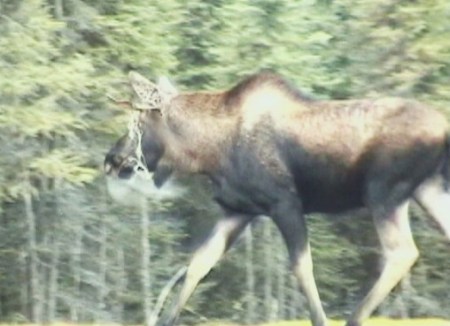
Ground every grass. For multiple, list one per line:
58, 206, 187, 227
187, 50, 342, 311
201, 318, 450, 326
1, 320, 449, 326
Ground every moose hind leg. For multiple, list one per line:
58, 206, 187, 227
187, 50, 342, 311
162, 215, 251, 326
346, 201, 419, 326
415, 176, 450, 240
273, 200, 327, 326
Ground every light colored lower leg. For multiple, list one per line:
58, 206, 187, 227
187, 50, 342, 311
415, 176, 450, 239
348, 201, 419, 325
292, 243, 328, 326
167, 217, 249, 323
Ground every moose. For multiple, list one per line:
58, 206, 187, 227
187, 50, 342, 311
104, 71, 450, 326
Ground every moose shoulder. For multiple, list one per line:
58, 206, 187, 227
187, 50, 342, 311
104, 71, 450, 326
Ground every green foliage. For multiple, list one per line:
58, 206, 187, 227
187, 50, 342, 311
1, 0, 450, 324
28, 149, 97, 185
330, 0, 450, 103
0, 0, 97, 198
93, 0, 180, 74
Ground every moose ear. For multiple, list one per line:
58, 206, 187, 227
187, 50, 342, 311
107, 94, 133, 109
157, 76, 178, 103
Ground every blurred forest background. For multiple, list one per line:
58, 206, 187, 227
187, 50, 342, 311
1, 0, 450, 325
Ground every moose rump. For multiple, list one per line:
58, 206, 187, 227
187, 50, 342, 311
275, 98, 447, 214
104, 71, 450, 326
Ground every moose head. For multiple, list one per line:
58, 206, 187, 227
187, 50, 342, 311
104, 72, 180, 203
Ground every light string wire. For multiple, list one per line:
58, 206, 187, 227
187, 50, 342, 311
127, 111, 153, 180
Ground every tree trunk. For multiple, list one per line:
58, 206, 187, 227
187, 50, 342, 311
288, 275, 297, 320
47, 178, 61, 322
398, 273, 413, 318
48, 238, 60, 322
114, 247, 127, 323
276, 237, 286, 321
19, 250, 28, 319
245, 225, 255, 324
69, 222, 84, 322
23, 192, 41, 322
140, 198, 153, 326
97, 221, 108, 321
263, 219, 274, 321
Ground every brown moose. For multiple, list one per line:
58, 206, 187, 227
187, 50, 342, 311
104, 71, 450, 326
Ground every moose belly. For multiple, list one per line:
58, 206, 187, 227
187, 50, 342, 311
213, 145, 366, 215
298, 176, 364, 214
283, 156, 365, 214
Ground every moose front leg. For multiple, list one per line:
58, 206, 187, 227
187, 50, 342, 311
272, 198, 328, 326
162, 214, 252, 326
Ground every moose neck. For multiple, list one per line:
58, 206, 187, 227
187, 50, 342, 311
160, 92, 237, 174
